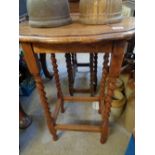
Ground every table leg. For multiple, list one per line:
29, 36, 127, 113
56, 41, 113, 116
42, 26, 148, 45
90, 53, 95, 96
100, 41, 127, 144
94, 53, 98, 92
74, 53, 77, 67
40, 53, 53, 79
71, 53, 77, 68
99, 53, 109, 114
51, 54, 64, 113
71, 53, 77, 83
65, 53, 74, 96
21, 43, 58, 141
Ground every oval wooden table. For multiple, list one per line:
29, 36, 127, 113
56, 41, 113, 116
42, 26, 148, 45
19, 14, 135, 144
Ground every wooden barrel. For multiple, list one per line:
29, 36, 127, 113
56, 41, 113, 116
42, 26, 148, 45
79, 0, 123, 24
27, 0, 72, 28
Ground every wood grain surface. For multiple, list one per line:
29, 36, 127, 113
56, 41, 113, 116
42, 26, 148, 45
19, 14, 134, 44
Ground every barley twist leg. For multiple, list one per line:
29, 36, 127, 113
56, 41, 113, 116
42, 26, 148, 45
65, 53, 74, 96
51, 54, 64, 113
100, 77, 116, 143
90, 53, 95, 96
94, 53, 98, 92
34, 74, 58, 140
99, 53, 109, 114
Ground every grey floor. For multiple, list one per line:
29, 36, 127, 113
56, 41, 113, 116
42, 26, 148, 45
20, 54, 130, 155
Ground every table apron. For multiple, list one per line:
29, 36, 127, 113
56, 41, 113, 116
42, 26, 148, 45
32, 41, 114, 53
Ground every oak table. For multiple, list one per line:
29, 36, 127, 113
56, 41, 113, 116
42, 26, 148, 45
19, 14, 135, 144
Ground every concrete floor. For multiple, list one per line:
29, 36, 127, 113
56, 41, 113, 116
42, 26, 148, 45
20, 54, 131, 155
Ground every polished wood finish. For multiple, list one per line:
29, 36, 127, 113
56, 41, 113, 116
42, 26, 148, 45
53, 99, 62, 123
55, 124, 101, 132
90, 53, 95, 96
65, 53, 74, 96
99, 53, 110, 114
51, 54, 64, 113
71, 53, 77, 67
19, 15, 134, 44
101, 41, 127, 143
94, 53, 98, 92
70, 53, 77, 83
21, 43, 58, 141
32, 41, 112, 53
20, 14, 134, 144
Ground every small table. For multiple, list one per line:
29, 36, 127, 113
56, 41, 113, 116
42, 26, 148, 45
19, 14, 134, 144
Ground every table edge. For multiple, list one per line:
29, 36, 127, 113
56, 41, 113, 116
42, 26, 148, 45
19, 28, 135, 44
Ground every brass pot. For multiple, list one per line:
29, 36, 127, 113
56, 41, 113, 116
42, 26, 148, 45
79, 0, 122, 24
27, 0, 72, 28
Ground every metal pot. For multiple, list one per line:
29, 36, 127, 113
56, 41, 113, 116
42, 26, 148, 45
79, 0, 122, 24
27, 0, 72, 28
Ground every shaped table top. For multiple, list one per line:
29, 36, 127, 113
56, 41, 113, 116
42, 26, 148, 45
19, 13, 135, 44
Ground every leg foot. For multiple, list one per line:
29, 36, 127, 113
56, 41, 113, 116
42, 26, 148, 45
100, 135, 107, 144
53, 135, 58, 141
100, 121, 109, 144
98, 109, 101, 114
61, 107, 65, 113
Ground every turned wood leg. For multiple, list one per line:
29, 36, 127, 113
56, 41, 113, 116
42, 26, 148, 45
65, 53, 74, 96
99, 53, 109, 114
71, 53, 77, 83
51, 54, 64, 113
90, 53, 95, 96
72, 53, 77, 70
34, 74, 58, 140
100, 41, 127, 144
21, 43, 58, 141
71, 53, 77, 67
39, 53, 53, 79
94, 53, 98, 92
74, 53, 77, 66
100, 77, 116, 144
